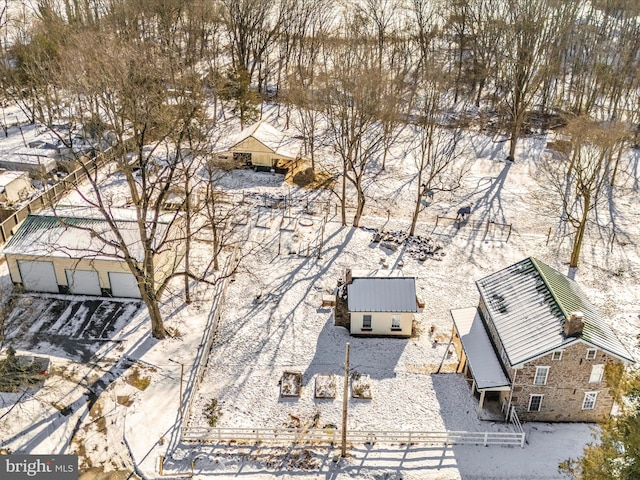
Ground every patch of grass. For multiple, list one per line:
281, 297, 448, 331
204, 398, 222, 427
126, 367, 151, 391
53, 403, 73, 416
0, 346, 47, 392
89, 400, 106, 432
116, 395, 134, 407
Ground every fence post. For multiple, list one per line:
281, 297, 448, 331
484, 432, 489, 446
435, 216, 440, 227
520, 433, 525, 448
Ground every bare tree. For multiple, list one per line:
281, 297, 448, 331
542, 117, 627, 269
409, 84, 467, 236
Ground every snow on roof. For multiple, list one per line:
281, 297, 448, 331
3, 212, 168, 262
451, 307, 511, 390
347, 277, 418, 313
219, 121, 301, 159
476, 257, 635, 366
0, 170, 28, 187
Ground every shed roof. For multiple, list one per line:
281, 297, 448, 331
451, 307, 511, 390
220, 121, 300, 159
476, 257, 634, 366
3, 213, 168, 262
347, 277, 418, 313
0, 170, 28, 187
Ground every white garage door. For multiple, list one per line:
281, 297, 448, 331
65, 269, 102, 296
108, 272, 141, 298
17, 260, 59, 293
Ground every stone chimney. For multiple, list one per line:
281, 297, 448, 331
564, 311, 584, 337
345, 268, 353, 285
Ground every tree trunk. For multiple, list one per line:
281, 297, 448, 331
569, 194, 590, 268
142, 289, 165, 339
410, 170, 424, 237
508, 117, 521, 161
340, 166, 347, 226
352, 185, 365, 228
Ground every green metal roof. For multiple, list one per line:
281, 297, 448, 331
477, 257, 634, 366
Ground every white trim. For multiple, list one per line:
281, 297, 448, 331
528, 394, 543, 412
551, 351, 563, 361
586, 348, 597, 360
533, 366, 549, 386
589, 365, 604, 384
582, 391, 598, 410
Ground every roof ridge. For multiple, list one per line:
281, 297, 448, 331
529, 257, 570, 320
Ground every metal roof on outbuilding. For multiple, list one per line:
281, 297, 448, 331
2, 212, 167, 262
347, 277, 418, 313
476, 257, 634, 366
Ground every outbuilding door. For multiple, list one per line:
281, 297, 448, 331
108, 272, 141, 298
65, 269, 101, 296
17, 260, 59, 293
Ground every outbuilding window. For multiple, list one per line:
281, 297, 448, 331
362, 315, 372, 330
391, 316, 401, 331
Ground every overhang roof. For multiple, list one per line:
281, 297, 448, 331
451, 307, 511, 390
476, 257, 634, 366
347, 277, 418, 313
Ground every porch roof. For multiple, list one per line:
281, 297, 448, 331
451, 307, 511, 391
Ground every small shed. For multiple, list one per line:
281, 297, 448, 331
3, 211, 175, 298
0, 170, 32, 204
0, 148, 58, 176
215, 121, 300, 169
345, 270, 420, 337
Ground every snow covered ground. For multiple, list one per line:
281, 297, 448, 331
1, 108, 639, 479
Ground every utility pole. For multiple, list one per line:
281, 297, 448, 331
341, 342, 350, 457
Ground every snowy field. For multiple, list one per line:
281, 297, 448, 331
0, 109, 639, 479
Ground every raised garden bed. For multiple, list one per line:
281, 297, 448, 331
351, 373, 372, 399
315, 374, 336, 399
280, 371, 302, 397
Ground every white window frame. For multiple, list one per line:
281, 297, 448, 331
586, 349, 597, 360
362, 315, 372, 330
528, 394, 543, 412
582, 391, 598, 410
391, 315, 401, 330
551, 351, 563, 361
533, 366, 550, 386
589, 364, 604, 384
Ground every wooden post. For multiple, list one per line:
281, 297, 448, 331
179, 362, 184, 420
546, 226, 551, 245
341, 342, 350, 457
435, 215, 440, 227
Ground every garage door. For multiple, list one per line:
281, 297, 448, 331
17, 260, 59, 293
108, 272, 141, 298
65, 269, 102, 296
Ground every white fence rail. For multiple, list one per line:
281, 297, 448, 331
182, 427, 526, 448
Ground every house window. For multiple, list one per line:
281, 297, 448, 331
528, 394, 543, 412
391, 316, 401, 331
586, 349, 597, 360
551, 351, 563, 361
362, 315, 372, 330
582, 392, 598, 410
533, 366, 549, 386
589, 365, 604, 384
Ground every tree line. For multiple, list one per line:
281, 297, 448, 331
0, 0, 638, 336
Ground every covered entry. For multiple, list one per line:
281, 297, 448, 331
17, 260, 58, 293
451, 307, 511, 415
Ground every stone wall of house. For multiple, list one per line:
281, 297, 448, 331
508, 343, 620, 422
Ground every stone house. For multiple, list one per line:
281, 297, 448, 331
451, 257, 634, 422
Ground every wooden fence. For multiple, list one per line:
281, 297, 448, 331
181, 426, 526, 448
0, 151, 111, 245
